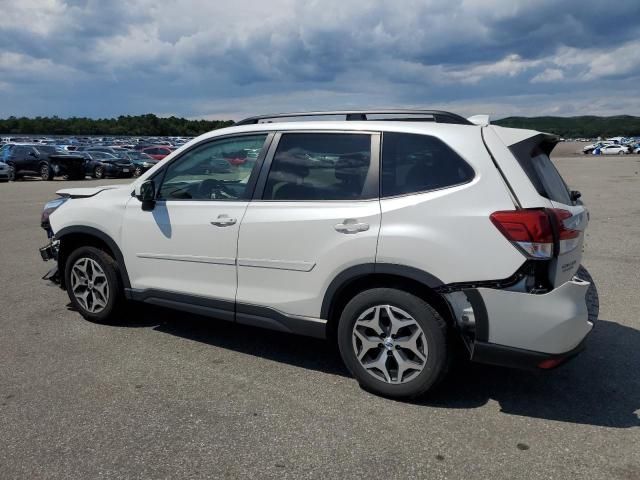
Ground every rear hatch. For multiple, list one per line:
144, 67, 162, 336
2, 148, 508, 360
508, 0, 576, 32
488, 127, 588, 287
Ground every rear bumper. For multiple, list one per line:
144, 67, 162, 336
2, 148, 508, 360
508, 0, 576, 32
471, 338, 587, 370
466, 277, 594, 368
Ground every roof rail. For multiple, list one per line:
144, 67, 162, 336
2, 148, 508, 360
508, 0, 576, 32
234, 110, 473, 126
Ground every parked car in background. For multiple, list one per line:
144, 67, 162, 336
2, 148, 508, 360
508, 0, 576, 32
81, 151, 134, 179
125, 151, 158, 177
599, 144, 629, 155
140, 146, 173, 160
4, 144, 85, 180
0, 161, 9, 181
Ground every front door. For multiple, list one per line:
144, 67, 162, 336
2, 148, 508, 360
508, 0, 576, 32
122, 133, 270, 303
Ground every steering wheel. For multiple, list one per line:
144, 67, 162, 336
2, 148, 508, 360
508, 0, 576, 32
197, 178, 235, 199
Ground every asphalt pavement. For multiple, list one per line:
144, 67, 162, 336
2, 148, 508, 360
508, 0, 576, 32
0, 155, 638, 479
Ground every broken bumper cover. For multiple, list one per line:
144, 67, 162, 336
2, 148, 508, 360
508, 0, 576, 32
467, 277, 594, 369
40, 241, 61, 285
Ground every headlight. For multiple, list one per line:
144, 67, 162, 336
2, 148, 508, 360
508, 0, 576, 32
41, 197, 69, 233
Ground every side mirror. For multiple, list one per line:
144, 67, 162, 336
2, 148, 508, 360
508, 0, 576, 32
136, 180, 156, 211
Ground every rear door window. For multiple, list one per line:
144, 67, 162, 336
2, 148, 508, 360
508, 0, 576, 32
263, 133, 373, 200
381, 132, 474, 197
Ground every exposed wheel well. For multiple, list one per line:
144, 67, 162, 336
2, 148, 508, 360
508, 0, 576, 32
325, 273, 456, 342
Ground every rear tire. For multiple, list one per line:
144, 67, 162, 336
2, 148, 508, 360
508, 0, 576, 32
337, 288, 449, 399
94, 165, 104, 179
133, 166, 142, 177
64, 246, 126, 324
7, 164, 15, 182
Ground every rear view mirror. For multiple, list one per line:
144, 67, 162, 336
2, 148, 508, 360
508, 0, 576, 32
136, 180, 156, 211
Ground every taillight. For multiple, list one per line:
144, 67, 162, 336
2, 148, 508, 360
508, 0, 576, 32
490, 208, 581, 259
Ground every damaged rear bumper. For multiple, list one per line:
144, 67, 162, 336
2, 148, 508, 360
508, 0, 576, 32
463, 277, 594, 369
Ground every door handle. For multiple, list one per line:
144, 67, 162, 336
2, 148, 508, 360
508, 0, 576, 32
210, 214, 237, 227
334, 219, 370, 234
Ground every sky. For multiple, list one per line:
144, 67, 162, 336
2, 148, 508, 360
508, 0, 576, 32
0, 0, 639, 120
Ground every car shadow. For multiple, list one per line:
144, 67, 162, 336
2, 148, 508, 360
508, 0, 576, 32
98, 303, 640, 428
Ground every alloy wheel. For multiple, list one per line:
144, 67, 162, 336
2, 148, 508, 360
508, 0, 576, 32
70, 257, 110, 313
41, 164, 51, 180
95, 166, 104, 179
352, 305, 428, 384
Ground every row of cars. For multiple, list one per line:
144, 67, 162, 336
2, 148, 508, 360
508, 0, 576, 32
0, 143, 176, 182
582, 140, 640, 155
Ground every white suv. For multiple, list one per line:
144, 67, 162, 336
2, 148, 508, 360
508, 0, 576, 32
39, 110, 597, 398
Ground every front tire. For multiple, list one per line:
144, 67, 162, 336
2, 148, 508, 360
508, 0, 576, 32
64, 246, 125, 324
7, 164, 15, 182
337, 288, 449, 399
133, 166, 142, 177
94, 165, 105, 179
40, 163, 54, 181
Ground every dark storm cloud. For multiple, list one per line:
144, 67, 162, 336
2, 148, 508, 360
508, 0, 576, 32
1, 0, 639, 118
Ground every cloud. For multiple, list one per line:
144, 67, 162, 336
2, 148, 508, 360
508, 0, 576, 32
0, 0, 639, 119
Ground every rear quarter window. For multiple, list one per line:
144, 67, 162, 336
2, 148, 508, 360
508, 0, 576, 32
510, 140, 572, 205
381, 132, 474, 197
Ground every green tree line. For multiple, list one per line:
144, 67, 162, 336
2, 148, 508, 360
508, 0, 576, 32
1, 113, 639, 138
494, 115, 640, 138
0, 114, 234, 136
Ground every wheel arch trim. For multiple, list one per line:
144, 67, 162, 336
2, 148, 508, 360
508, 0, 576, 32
54, 226, 131, 288
320, 263, 445, 320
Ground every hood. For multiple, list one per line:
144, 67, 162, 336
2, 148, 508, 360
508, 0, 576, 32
55, 184, 129, 198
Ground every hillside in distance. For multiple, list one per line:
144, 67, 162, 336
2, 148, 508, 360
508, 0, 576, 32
494, 115, 640, 138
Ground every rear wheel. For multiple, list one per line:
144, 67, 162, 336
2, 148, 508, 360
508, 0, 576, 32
7, 164, 15, 181
133, 166, 142, 177
94, 165, 105, 179
337, 288, 449, 398
64, 246, 126, 324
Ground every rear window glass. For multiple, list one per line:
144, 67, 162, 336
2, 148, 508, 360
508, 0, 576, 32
513, 145, 571, 205
381, 132, 474, 197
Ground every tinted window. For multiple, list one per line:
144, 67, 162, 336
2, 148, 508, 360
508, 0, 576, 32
158, 134, 267, 201
381, 132, 474, 197
263, 133, 371, 200
510, 139, 571, 205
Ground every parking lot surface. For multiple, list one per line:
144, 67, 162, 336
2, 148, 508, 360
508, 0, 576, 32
1, 154, 639, 479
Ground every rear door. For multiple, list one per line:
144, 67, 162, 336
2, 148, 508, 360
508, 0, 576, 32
236, 131, 381, 319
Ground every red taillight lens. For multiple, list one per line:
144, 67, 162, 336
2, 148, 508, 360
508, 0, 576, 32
490, 208, 581, 259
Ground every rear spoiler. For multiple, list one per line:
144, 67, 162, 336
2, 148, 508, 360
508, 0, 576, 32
467, 115, 490, 126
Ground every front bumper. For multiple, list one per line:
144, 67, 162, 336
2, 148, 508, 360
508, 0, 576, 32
466, 277, 594, 369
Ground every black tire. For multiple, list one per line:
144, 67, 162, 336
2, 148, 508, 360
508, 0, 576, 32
577, 265, 599, 323
94, 165, 104, 179
64, 246, 125, 324
40, 163, 54, 181
7, 164, 15, 182
337, 288, 449, 399
133, 166, 142, 177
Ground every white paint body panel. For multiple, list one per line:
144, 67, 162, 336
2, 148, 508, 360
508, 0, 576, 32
121, 200, 248, 301
236, 200, 381, 317
377, 127, 524, 283
479, 278, 592, 354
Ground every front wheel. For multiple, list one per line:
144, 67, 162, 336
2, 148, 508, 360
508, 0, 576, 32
40, 163, 54, 181
133, 166, 142, 177
64, 246, 125, 324
337, 288, 449, 399
94, 165, 105, 179
7, 164, 15, 181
